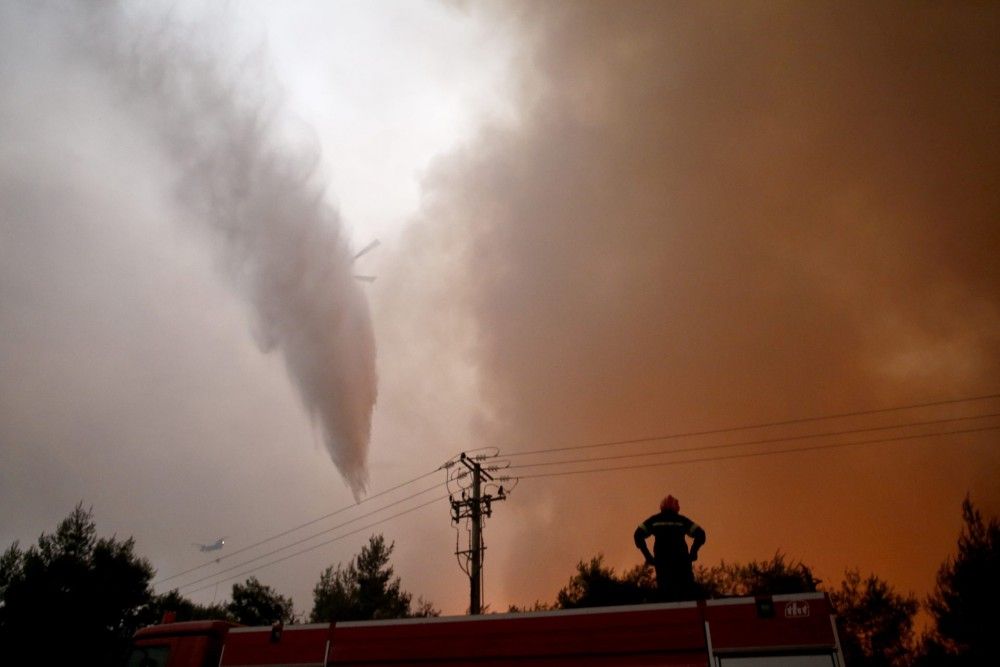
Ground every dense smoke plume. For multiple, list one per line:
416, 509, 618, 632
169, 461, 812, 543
8, 2, 376, 497
2, 0, 997, 614
385, 1, 1000, 605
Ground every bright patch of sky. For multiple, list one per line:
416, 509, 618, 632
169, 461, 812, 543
235, 0, 518, 247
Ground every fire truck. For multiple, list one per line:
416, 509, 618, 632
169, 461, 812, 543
127, 592, 846, 666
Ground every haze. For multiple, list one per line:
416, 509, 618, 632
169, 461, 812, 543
1, 0, 997, 617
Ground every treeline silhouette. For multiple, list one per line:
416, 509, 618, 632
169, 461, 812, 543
1, 499, 995, 666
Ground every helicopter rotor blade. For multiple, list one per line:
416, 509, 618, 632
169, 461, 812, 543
352, 239, 380, 261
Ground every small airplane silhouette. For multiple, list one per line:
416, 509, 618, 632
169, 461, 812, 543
193, 537, 225, 553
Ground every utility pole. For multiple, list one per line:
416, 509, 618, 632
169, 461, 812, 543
470, 459, 483, 615
448, 452, 509, 615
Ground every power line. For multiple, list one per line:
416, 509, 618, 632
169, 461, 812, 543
506, 392, 1000, 457
161, 392, 1000, 598
508, 424, 1000, 479
171, 482, 445, 592
184, 494, 448, 596
156, 467, 441, 585
506, 412, 1000, 471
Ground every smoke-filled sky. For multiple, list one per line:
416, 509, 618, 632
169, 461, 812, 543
2, 0, 998, 618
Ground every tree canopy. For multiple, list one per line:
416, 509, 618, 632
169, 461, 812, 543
918, 496, 999, 665
228, 576, 296, 625
551, 551, 820, 610
697, 552, 820, 597
555, 556, 654, 608
310, 534, 437, 621
145, 589, 232, 624
0, 503, 155, 664
830, 569, 918, 667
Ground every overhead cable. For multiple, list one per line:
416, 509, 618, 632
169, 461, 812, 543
183, 494, 448, 596
156, 467, 440, 585
508, 412, 1000, 470
171, 483, 445, 592
507, 392, 1000, 457
511, 425, 1000, 479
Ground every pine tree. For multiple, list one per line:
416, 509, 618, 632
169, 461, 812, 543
697, 552, 819, 597
831, 569, 918, 667
919, 496, 999, 665
0, 503, 155, 664
311, 534, 436, 621
227, 576, 295, 625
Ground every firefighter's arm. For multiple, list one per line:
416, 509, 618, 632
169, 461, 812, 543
634, 524, 654, 564
688, 524, 706, 562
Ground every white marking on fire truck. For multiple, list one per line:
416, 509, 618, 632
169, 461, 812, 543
784, 600, 811, 618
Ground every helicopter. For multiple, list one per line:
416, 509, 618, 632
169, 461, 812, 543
193, 537, 225, 553
353, 239, 379, 282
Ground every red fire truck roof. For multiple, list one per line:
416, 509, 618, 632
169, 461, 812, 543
134, 619, 236, 640
209, 592, 839, 666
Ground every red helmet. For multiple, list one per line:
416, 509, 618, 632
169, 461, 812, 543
660, 495, 680, 513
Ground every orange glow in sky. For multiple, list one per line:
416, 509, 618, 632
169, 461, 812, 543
1, 1, 997, 617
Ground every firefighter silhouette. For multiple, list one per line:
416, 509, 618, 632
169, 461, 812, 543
634, 494, 706, 601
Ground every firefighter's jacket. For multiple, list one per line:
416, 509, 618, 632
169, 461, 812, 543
634, 510, 706, 564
